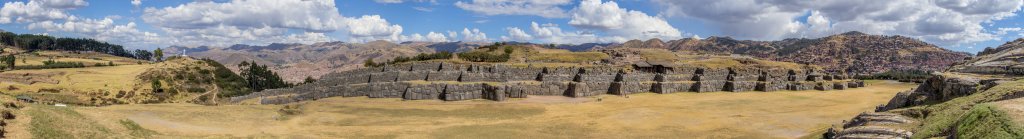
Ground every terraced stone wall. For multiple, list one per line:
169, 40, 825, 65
232, 62, 864, 104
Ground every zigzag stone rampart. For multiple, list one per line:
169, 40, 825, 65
231, 62, 865, 104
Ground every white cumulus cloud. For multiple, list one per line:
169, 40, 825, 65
460, 28, 489, 42
0, 0, 87, 23
568, 0, 682, 42
455, 0, 573, 18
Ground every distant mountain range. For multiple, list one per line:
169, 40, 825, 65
611, 31, 970, 74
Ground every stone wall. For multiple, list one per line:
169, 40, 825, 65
232, 62, 864, 104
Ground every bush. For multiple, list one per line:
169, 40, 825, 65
457, 51, 510, 62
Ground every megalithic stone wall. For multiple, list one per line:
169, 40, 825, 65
231, 62, 867, 104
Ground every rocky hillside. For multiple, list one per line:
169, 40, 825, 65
615, 31, 970, 74
950, 38, 1024, 75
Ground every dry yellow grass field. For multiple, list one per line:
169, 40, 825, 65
9, 80, 917, 138
14, 50, 148, 66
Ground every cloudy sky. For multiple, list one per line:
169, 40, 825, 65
0, 0, 1022, 53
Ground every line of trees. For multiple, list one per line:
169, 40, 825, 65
238, 61, 292, 92
200, 59, 252, 97
364, 51, 453, 67
457, 45, 512, 62
0, 31, 153, 61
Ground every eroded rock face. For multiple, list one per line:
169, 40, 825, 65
876, 75, 985, 112
233, 62, 862, 104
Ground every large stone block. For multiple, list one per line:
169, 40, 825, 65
728, 74, 760, 81
503, 67, 542, 81
459, 72, 505, 82
442, 83, 483, 101
696, 68, 729, 80
612, 82, 653, 95
482, 84, 507, 101
530, 81, 570, 96
340, 74, 371, 84
725, 81, 757, 92
807, 74, 825, 82
788, 70, 808, 81
696, 81, 726, 92
403, 83, 445, 100
833, 82, 848, 90
370, 71, 399, 82
755, 81, 788, 92
788, 82, 816, 91
342, 84, 369, 97
657, 74, 694, 82
815, 82, 833, 91
426, 71, 461, 81
584, 82, 613, 94
367, 82, 408, 98
504, 83, 532, 98
620, 73, 657, 82
576, 74, 617, 82
397, 71, 429, 81
654, 82, 695, 94
580, 67, 619, 74
568, 82, 601, 97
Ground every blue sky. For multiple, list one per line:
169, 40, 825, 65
1, 0, 1023, 53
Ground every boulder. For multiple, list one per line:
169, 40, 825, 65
426, 71, 461, 81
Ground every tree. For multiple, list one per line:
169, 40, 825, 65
153, 48, 163, 62
303, 76, 317, 84
151, 80, 163, 93
0, 55, 14, 70
238, 61, 291, 92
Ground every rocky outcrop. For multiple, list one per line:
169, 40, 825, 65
826, 112, 916, 139
232, 62, 863, 104
875, 74, 989, 112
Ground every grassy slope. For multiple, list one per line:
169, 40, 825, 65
954, 104, 1024, 138
891, 79, 1024, 138
0, 55, 247, 105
